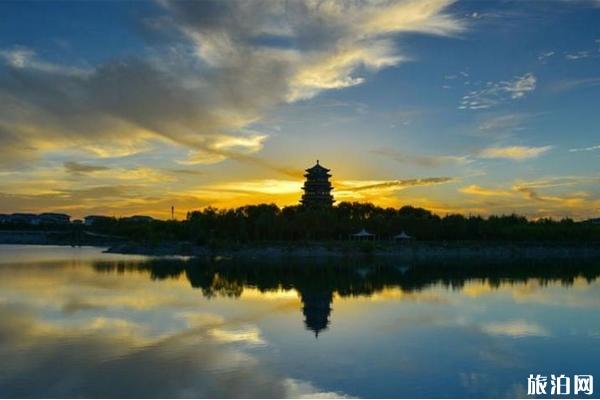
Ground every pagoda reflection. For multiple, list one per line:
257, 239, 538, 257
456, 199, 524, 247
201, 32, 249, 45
300, 290, 333, 337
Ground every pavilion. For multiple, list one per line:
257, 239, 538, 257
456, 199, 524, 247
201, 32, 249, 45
393, 231, 413, 241
351, 228, 375, 241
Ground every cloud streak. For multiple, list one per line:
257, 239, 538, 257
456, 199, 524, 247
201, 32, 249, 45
337, 177, 453, 192
64, 161, 110, 175
373, 148, 469, 167
477, 145, 552, 160
569, 144, 600, 152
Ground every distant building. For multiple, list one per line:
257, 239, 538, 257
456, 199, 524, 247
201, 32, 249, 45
9, 213, 39, 225
84, 215, 114, 226
300, 160, 334, 208
122, 215, 155, 223
583, 218, 600, 225
38, 213, 70, 225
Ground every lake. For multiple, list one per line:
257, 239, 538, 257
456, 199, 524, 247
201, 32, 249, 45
0, 244, 599, 398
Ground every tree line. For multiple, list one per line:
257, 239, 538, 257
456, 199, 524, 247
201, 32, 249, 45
81, 202, 600, 243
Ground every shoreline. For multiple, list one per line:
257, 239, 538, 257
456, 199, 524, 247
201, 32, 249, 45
1, 231, 599, 259
103, 241, 600, 259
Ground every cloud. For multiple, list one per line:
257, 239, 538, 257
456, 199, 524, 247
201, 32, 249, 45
477, 145, 552, 160
459, 185, 512, 197
537, 51, 555, 63
372, 148, 470, 167
504, 73, 537, 99
565, 50, 590, 60
514, 175, 600, 189
549, 77, 600, 92
337, 177, 453, 192
0, 47, 91, 77
459, 73, 536, 110
569, 144, 600, 152
477, 113, 532, 133
0, 1, 464, 172
513, 185, 588, 205
64, 161, 110, 174
457, 176, 598, 218
207, 179, 302, 195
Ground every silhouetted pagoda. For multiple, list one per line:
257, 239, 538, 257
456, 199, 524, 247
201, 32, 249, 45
300, 160, 334, 208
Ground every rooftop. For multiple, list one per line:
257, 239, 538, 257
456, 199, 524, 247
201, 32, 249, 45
305, 160, 330, 174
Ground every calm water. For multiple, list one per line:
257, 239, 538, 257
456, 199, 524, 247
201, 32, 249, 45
1, 245, 599, 398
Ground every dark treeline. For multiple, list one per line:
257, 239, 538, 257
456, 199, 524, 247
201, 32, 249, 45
92, 256, 600, 299
78, 202, 600, 243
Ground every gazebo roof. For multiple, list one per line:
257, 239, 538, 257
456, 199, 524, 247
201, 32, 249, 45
352, 228, 374, 237
305, 160, 330, 173
393, 231, 412, 239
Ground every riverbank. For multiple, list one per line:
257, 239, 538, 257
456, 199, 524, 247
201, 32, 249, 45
104, 240, 600, 259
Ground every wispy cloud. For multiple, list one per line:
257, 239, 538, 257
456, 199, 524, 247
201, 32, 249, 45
64, 161, 109, 175
477, 145, 552, 160
565, 50, 590, 60
337, 177, 453, 193
537, 51, 555, 63
206, 179, 302, 195
477, 113, 533, 134
549, 77, 600, 92
372, 148, 469, 167
569, 144, 600, 152
0, 47, 91, 77
458, 177, 598, 219
514, 176, 600, 189
459, 73, 536, 110
513, 185, 588, 206
459, 185, 512, 197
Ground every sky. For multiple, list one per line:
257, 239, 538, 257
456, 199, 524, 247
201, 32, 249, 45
0, 0, 599, 220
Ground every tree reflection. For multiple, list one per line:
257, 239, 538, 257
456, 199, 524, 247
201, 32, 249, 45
92, 257, 600, 336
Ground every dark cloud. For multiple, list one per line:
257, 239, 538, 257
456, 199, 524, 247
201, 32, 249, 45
64, 161, 110, 174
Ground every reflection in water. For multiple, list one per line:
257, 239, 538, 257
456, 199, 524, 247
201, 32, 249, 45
92, 257, 600, 337
1, 246, 600, 398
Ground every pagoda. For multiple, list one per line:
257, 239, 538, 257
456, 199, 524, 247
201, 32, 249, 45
300, 160, 334, 208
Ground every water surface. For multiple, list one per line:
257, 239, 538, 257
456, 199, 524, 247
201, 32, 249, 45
1, 245, 599, 398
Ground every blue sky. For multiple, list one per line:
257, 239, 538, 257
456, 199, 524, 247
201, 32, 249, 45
0, 0, 599, 219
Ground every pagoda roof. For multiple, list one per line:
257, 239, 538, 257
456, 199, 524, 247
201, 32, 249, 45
305, 160, 330, 173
